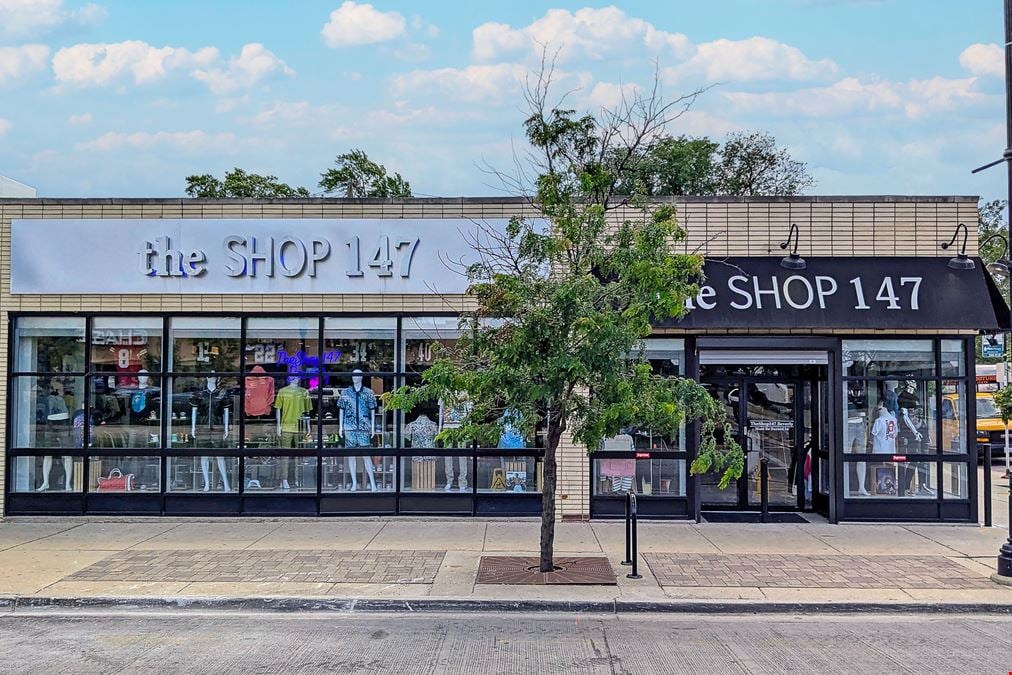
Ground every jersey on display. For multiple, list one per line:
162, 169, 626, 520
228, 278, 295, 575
275, 384, 312, 433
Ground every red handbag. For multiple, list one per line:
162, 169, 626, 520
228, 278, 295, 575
96, 468, 134, 492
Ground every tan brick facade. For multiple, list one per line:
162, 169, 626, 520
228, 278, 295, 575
0, 196, 982, 519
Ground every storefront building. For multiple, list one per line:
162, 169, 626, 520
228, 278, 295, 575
0, 196, 1005, 523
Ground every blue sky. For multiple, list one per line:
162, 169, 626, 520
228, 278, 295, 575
0, 0, 1008, 199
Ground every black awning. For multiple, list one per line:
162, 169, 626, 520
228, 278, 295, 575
662, 257, 1010, 331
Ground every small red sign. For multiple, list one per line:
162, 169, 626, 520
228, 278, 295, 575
892, 455, 907, 462
635, 452, 650, 459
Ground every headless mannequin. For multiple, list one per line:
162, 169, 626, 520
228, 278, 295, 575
338, 370, 377, 492
37, 456, 73, 492
438, 399, 469, 491
38, 382, 72, 491
276, 376, 310, 490
191, 376, 230, 440
191, 377, 231, 491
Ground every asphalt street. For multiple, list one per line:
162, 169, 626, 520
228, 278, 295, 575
0, 610, 1009, 674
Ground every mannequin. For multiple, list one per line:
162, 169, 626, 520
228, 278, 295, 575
38, 381, 72, 491
404, 413, 437, 449
337, 369, 377, 492
871, 402, 898, 454
275, 375, 312, 490
438, 396, 471, 491
191, 376, 230, 442
200, 456, 231, 492
847, 409, 870, 496
898, 406, 933, 496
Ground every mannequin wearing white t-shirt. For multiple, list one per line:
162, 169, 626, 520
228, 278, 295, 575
871, 404, 898, 454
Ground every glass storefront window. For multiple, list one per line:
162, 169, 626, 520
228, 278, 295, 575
843, 461, 936, 499
322, 375, 395, 449
11, 455, 84, 492
168, 317, 241, 372
246, 317, 320, 378
322, 456, 395, 492
89, 456, 161, 492
88, 376, 162, 449
842, 339, 934, 378
14, 317, 85, 373
400, 456, 470, 491
403, 317, 461, 372
244, 456, 317, 492
167, 376, 240, 448
476, 456, 541, 493
941, 340, 965, 377
91, 317, 162, 374
843, 379, 937, 453
593, 458, 687, 496
166, 456, 239, 493
939, 380, 966, 454
11, 375, 84, 448
324, 318, 396, 373
942, 462, 968, 499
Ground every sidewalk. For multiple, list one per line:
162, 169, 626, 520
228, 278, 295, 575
1, 517, 1011, 610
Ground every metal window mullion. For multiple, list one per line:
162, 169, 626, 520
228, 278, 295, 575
82, 316, 93, 493
238, 316, 247, 498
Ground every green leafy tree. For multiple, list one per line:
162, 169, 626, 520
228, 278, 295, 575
977, 198, 1009, 364
385, 71, 743, 573
612, 131, 813, 197
714, 131, 814, 196
184, 168, 310, 198
319, 149, 412, 198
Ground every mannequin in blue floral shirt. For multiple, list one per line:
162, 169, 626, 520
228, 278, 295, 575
337, 369, 378, 491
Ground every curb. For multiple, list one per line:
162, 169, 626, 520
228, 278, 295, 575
4, 596, 1012, 615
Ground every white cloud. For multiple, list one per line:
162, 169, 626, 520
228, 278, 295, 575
391, 63, 529, 102
191, 43, 293, 95
0, 117, 10, 135
0, 0, 105, 39
76, 129, 239, 153
321, 1, 406, 47
0, 44, 48, 86
52, 40, 218, 87
67, 111, 91, 125
393, 42, 430, 62
584, 81, 640, 109
471, 7, 689, 63
665, 37, 838, 83
960, 43, 1003, 77
724, 75, 988, 119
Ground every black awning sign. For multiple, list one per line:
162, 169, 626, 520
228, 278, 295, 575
664, 257, 1009, 331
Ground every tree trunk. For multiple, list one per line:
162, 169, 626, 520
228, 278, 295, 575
540, 420, 565, 573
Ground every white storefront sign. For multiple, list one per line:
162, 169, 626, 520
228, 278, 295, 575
11, 218, 499, 294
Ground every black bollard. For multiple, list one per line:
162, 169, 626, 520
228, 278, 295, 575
985, 444, 993, 528
1000, 478, 1012, 577
627, 492, 641, 580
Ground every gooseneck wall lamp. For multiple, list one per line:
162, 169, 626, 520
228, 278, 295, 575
981, 232, 1012, 282
778, 223, 806, 270
940, 222, 976, 271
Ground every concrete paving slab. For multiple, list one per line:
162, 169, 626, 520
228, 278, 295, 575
970, 556, 999, 571
947, 556, 1000, 578
805, 524, 951, 555
13, 522, 178, 551
759, 587, 914, 603
38, 580, 191, 597
429, 550, 480, 597
131, 523, 281, 550
178, 582, 335, 597
366, 522, 486, 551
327, 583, 433, 598
0, 522, 78, 552
591, 522, 719, 554
697, 524, 836, 554
901, 587, 1012, 603
0, 549, 110, 594
903, 525, 1009, 557
245, 522, 382, 550
484, 522, 601, 553
662, 586, 766, 600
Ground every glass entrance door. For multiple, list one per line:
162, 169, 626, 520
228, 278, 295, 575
745, 382, 800, 508
700, 374, 809, 512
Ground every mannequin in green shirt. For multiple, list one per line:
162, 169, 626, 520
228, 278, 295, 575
274, 376, 312, 490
